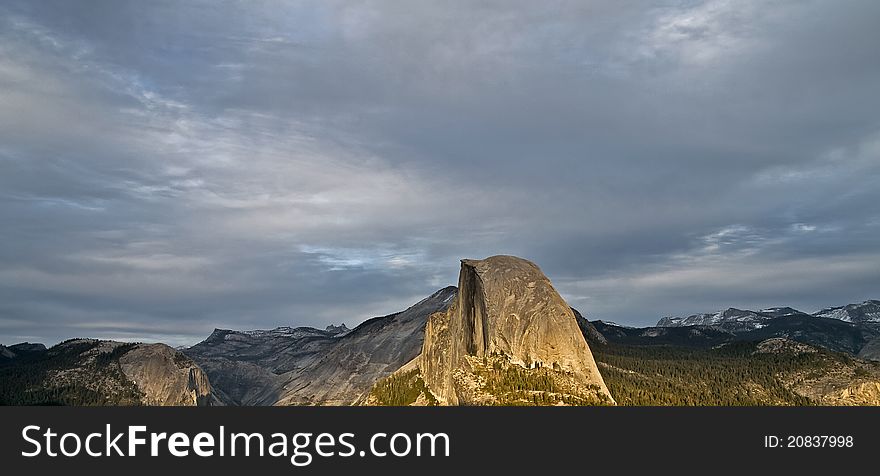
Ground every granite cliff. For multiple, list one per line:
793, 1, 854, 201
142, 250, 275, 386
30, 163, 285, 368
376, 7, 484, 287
185, 287, 457, 405
370, 255, 613, 405
118, 343, 214, 406
0, 339, 214, 406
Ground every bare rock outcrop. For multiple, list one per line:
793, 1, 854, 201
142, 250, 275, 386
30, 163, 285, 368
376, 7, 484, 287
419, 256, 613, 405
119, 344, 214, 406
0, 339, 214, 406
857, 337, 880, 362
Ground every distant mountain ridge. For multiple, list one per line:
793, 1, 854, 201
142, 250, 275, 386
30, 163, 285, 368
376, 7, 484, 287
814, 300, 880, 324
3, 255, 878, 406
657, 308, 784, 332
231, 324, 351, 340
0, 342, 47, 360
586, 300, 878, 360
657, 300, 879, 332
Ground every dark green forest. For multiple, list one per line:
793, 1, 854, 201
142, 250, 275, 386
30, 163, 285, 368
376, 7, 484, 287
369, 369, 438, 406
589, 341, 841, 405
0, 340, 144, 406
369, 355, 613, 406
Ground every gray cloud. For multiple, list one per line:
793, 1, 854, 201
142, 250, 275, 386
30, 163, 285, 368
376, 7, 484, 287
1, 0, 879, 345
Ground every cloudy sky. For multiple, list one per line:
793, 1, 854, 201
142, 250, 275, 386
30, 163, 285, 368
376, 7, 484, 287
1, 1, 879, 346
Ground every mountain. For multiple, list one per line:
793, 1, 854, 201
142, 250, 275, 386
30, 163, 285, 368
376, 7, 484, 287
760, 307, 812, 319
184, 326, 341, 406
656, 307, 813, 332
4, 253, 878, 406
654, 302, 880, 356
0, 339, 214, 406
275, 287, 456, 405
324, 324, 351, 335
1, 342, 48, 361
367, 256, 613, 406
592, 320, 736, 347
8, 342, 48, 354
657, 308, 760, 329
116, 343, 215, 405
615, 315, 878, 356
657, 301, 880, 330
814, 300, 880, 324
858, 337, 880, 362
184, 286, 457, 405
572, 308, 607, 345
741, 314, 879, 355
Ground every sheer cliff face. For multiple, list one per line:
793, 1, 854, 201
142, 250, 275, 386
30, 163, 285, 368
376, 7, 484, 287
420, 256, 613, 405
118, 344, 214, 406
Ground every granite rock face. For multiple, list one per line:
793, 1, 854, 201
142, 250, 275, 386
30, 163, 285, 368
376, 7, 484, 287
0, 339, 214, 406
419, 256, 613, 404
276, 287, 456, 405
573, 308, 608, 345
118, 344, 214, 406
185, 287, 457, 405
857, 337, 880, 362
184, 327, 341, 405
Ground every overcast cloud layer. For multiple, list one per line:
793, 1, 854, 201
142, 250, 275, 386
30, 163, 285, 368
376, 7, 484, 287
2, 1, 879, 346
